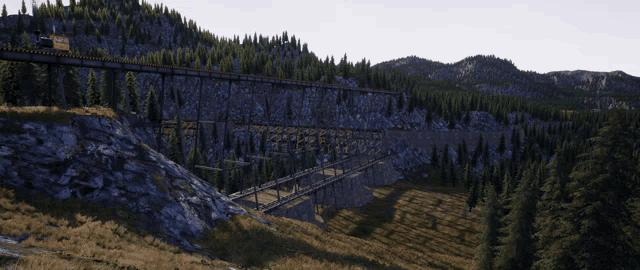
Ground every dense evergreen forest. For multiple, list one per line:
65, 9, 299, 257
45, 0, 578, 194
2, 0, 640, 269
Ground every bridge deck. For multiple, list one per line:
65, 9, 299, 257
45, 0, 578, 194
230, 154, 389, 213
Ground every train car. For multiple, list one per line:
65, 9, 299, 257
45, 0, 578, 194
34, 30, 70, 52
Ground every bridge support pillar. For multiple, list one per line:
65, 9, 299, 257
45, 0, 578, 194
110, 69, 116, 112
173, 76, 187, 168
57, 64, 66, 109
47, 64, 52, 107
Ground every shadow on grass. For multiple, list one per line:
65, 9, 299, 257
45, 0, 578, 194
0, 184, 194, 257
345, 185, 408, 239
3, 185, 140, 234
196, 215, 406, 270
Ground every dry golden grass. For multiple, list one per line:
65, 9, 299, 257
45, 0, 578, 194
1, 176, 483, 270
196, 178, 483, 270
0, 186, 237, 270
322, 180, 482, 269
0, 105, 119, 124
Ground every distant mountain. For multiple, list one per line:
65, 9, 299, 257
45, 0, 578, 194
375, 55, 640, 110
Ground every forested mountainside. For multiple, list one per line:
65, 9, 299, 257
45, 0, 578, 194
0, 0, 576, 127
375, 55, 640, 110
0, 0, 420, 91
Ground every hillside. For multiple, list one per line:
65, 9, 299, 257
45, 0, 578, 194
375, 55, 640, 110
1, 179, 483, 270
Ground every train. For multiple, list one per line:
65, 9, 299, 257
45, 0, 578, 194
34, 29, 70, 52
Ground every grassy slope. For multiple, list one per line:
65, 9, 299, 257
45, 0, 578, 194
1, 106, 483, 269
1, 178, 482, 270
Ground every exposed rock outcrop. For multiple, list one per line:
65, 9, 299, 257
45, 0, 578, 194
0, 114, 271, 253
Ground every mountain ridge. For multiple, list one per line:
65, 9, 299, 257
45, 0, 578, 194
375, 55, 640, 110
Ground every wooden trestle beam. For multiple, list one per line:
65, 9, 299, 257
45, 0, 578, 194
0, 47, 399, 214
222, 80, 232, 196
0, 47, 400, 96
172, 75, 188, 168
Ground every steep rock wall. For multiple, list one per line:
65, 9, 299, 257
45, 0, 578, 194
0, 115, 270, 253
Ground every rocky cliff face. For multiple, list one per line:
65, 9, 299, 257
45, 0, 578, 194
0, 114, 271, 253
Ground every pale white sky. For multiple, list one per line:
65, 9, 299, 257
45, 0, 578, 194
8, 0, 640, 77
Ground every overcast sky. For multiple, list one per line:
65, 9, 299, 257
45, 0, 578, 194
8, 0, 640, 77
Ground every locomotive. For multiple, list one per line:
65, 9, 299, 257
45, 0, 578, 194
34, 28, 70, 52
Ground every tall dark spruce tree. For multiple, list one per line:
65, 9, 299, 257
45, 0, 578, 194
63, 64, 84, 108
541, 110, 640, 270
531, 141, 578, 270
123, 71, 140, 113
467, 177, 480, 212
474, 183, 500, 270
87, 69, 101, 107
494, 163, 539, 270
0, 59, 21, 105
144, 85, 160, 123
168, 116, 184, 165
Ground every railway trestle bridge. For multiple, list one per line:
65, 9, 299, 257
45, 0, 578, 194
0, 47, 400, 217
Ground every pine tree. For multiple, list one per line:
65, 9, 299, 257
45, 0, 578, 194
494, 164, 539, 270
497, 133, 506, 155
20, 31, 31, 50
144, 85, 160, 122
123, 71, 140, 113
16, 11, 23, 33
442, 144, 450, 165
531, 142, 577, 270
260, 131, 267, 154
501, 171, 513, 204
467, 178, 480, 212
463, 162, 472, 190
168, 117, 184, 165
479, 166, 489, 202
100, 70, 117, 108
87, 69, 101, 107
474, 183, 499, 270
547, 111, 640, 269
492, 164, 503, 196
220, 55, 234, 73
430, 144, 439, 167
62, 65, 83, 107
461, 139, 468, 164
472, 134, 484, 167
234, 139, 243, 158
457, 143, 464, 166
482, 142, 490, 166
0, 60, 21, 105
449, 165, 457, 188
2, 5, 7, 17
440, 162, 448, 186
